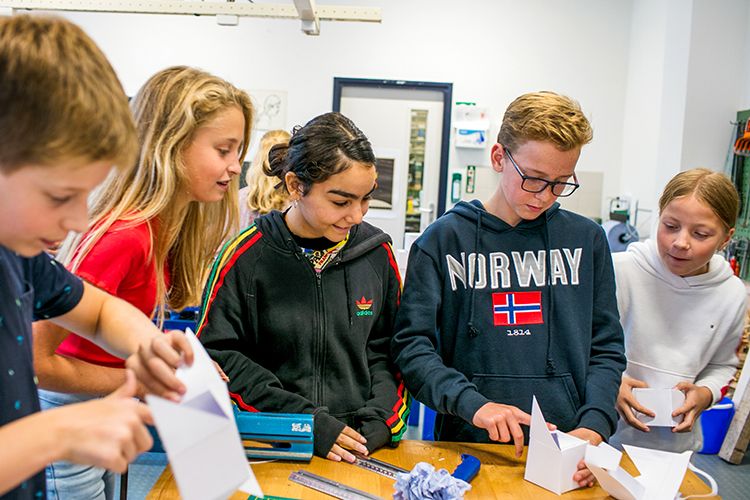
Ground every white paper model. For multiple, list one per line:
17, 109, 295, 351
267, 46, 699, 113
524, 396, 587, 495
146, 329, 263, 500
585, 442, 695, 500
631, 388, 685, 427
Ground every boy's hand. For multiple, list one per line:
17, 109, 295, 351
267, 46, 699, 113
616, 375, 653, 432
672, 383, 713, 433
568, 428, 603, 488
57, 371, 153, 473
472, 403, 556, 458
125, 330, 194, 402
326, 426, 368, 463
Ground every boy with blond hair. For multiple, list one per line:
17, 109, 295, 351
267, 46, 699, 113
392, 91, 625, 488
0, 15, 192, 499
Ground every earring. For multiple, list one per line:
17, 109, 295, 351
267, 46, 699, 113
292, 199, 299, 209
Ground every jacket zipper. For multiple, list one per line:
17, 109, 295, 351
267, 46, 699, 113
313, 270, 325, 405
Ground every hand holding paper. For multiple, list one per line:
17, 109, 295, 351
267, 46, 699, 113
56, 370, 152, 473
632, 388, 685, 427
524, 396, 587, 495
146, 329, 262, 500
585, 442, 701, 500
567, 428, 603, 488
672, 382, 713, 433
617, 375, 654, 432
126, 329, 194, 401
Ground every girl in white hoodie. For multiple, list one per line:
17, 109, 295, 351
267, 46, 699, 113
612, 168, 745, 452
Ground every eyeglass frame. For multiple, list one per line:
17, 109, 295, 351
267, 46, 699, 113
503, 147, 580, 197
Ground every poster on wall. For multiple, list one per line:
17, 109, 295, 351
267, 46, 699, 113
240, 90, 288, 189
251, 89, 288, 132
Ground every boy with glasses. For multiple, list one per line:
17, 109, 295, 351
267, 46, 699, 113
392, 91, 625, 488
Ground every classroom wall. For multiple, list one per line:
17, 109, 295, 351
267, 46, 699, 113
58, 0, 631, 219
619, 0, 690, 236
50, 0, 749, 223
681, 0, 749, 175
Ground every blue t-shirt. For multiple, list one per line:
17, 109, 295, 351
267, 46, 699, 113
0, 246, 83, 499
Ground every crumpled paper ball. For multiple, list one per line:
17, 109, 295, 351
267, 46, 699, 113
393, 462, 471, 500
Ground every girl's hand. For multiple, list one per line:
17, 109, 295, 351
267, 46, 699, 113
672, 383, 713, 433
616, 375, 653, 432
326, 426, 368, 463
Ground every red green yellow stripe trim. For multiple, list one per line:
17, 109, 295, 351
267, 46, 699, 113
197, 225, 261, 336
386, 372, 411, 441
381, 242, 402, 303
230, 392, 259, 412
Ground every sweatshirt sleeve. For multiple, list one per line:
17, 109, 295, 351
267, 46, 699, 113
197, 239, 345, 457
695, 296, 745, 403
354, 243, 410, 452
576, 229, 627, 440
391, 243, 489, 425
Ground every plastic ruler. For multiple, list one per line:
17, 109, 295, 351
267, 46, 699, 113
352, 452, 408, 479
288, 470, 382, 500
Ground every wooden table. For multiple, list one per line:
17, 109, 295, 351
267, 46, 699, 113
147, 440, 718, 499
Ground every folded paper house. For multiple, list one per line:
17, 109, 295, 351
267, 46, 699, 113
146, 329, 263, 500
631, 388, 685, 427
585, 442, 696, 500
524, 396, 587, 495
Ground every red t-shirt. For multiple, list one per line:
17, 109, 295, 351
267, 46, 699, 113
56, 219, 169, 368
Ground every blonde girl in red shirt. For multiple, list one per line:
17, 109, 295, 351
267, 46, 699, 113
32, 66, 253, 499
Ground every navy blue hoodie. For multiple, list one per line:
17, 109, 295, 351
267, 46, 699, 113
391, 200, 625, 442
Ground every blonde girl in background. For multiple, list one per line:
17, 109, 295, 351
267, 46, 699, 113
238, 129, 292, 228
612, 168, 745, 452
32, 65, 253, 499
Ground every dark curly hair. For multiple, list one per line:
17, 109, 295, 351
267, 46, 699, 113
266, 112, 375, 195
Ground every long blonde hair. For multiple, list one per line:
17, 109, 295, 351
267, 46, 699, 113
245, 129, 291, 214
58, 66, 254, 314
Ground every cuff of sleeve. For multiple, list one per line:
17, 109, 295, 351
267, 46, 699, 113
360, 419, 391, 453
312, 410, 346, 458
694, 380, 723, 404
456, 389, 491, 425
578, 409, 613, 442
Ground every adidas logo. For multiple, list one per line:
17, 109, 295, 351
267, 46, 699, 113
355, 296, 373, 316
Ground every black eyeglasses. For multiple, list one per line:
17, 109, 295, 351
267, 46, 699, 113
503, 147, 580, 197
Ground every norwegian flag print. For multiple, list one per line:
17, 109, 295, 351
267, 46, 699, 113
492, 291, 543, 326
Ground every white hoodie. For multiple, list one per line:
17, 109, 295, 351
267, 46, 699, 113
611, 239, 746, 451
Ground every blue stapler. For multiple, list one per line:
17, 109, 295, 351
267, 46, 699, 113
233, 407, 314, 461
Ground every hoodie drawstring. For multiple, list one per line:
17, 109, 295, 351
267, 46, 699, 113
343, 264, 353, 326
543, 218, 556, 375
467, 212, 482, 338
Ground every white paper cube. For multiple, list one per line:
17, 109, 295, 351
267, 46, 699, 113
632, 388, 685, 427
524, 396, 587, 495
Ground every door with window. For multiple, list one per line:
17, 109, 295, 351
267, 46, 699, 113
333, 79, 452, 249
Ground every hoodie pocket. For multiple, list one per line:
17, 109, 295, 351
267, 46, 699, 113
475, 373, 581, 429
437, 373, 582, 443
